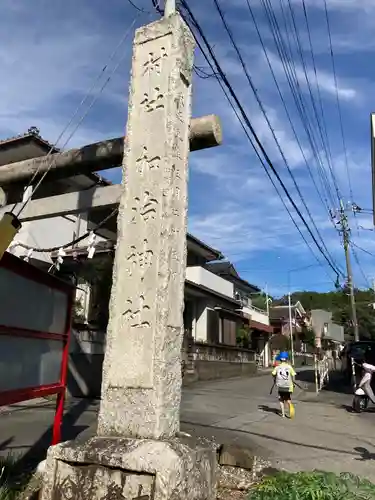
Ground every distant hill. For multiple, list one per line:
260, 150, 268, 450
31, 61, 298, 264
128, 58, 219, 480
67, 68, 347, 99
274, 288, 375, 341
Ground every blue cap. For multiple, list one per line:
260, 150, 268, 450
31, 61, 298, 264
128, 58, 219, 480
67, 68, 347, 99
280, 351, 289, 361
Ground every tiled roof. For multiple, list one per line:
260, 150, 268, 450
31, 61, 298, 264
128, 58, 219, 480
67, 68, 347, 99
0, 127, 111, 185
0, 127, 59, 152
206, 261, 260, 292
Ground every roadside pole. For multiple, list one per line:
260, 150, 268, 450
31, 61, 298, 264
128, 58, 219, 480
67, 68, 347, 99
288, 291, 295, 366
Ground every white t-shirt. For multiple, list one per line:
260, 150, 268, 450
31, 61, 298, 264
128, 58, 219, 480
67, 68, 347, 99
273, 363, 295, 390
360, 363, 375, 384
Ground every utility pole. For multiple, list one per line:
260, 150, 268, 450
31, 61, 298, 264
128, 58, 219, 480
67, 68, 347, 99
335, 200, 359, 342
288, 291, 295, 365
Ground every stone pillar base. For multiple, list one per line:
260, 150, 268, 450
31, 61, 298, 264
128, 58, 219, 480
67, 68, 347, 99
41, 436, 217, 500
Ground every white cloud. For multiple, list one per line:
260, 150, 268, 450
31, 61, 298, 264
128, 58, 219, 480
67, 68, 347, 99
250, 106, 310, 168
0, 0, 148, 146
265, 51, 357, 102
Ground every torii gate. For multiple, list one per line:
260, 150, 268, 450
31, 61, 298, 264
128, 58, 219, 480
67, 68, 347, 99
0, 5, 223, 500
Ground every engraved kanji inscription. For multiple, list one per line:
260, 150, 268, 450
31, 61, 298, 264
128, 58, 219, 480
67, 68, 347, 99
136, 146, 161, 175
175, 92, 185, 123
142, 46, 168, 76
131, 191, 158, 223
126, 239, 153, 278
140, 87, 165, 113
165, 163, 181, 181
123, 295, 151, 328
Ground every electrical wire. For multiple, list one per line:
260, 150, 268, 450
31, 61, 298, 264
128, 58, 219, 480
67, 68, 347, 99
323, 0, 353, 202
350, 243, 371, 288
260, 0, 339, 209
126, 0, 148, 12
186, 17, 333, 282
212, 0, 339, 273
301, 0, 335, 181
15, 13, 142, 218
151, 0, 163, 15
351, 242, 375, 259
180, 0, 343, 280
181, 15, 339, 290
285, 0, 341, 205
193, 64, 218, 79
243, 0, 343, 250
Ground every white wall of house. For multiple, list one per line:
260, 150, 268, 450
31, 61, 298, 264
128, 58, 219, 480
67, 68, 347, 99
186, 266, 234, 298
243, 305, 269, 326
13, 215, 87, 262
195, 301, 208, 342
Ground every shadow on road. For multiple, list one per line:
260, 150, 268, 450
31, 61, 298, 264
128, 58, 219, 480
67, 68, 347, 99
354, 447, 375, 461
13, 398, 97, 473
258, 405, 280, 415
181, 420, 367, 460
0, 438, 13, 451
296, 369, 355, 396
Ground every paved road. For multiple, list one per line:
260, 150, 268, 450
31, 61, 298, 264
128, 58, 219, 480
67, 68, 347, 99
2, 370, 375, 479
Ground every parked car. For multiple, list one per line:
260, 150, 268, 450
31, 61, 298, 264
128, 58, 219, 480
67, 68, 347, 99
340, 341, 375, 383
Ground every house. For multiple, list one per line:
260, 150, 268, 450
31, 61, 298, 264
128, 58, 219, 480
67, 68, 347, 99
269, 301, 309, 353
51, 234, 257, 394
206, 261, 273, 366
309, 309, 344, 348
0, 127, 112, 268
0, 128, 266, 393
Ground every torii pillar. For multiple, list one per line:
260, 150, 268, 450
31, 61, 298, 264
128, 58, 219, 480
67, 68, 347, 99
41, 11, 217, 500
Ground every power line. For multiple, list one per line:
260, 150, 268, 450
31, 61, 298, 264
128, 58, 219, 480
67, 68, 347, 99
301, 0, 335, 185
352, 242, 375, 259
323, 0, 353, 202
180, 9, 339, 286
180, 0, 343, 280
15, 13, 142, 218
126, 0, 149, 12
260, 0, 339, 208
243, 0, 342, 245
285, 0, 341, 202
212, 0, 339, 274
351, 243, 371, 288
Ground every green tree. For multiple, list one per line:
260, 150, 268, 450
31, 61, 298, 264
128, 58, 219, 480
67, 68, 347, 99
275, 288, 375, 341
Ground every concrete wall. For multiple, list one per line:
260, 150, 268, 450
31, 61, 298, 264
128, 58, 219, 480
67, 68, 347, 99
67, 328, 259, 396
186, 266, 234, 298
326, 323, 344, 343
187, 342, 257, 383
193, 360, 257, 381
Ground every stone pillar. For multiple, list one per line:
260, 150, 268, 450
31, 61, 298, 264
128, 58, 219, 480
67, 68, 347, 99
41, 14, 216, 500
97, 12, 194, 440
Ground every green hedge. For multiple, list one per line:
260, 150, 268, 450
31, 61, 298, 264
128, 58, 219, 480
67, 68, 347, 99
249, 471, 375, 499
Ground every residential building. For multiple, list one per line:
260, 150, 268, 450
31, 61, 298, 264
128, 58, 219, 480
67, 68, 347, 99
309, 309, 344, 348
0, 128, 112, 268
0, 128, 266, 392
270, 301, 309, 353
206, 261, 273, 366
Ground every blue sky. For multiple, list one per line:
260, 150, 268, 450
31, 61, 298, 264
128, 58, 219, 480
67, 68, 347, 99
1, 0, 375, 296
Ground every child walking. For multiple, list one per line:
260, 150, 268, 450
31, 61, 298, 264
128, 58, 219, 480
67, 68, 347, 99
271, 351, 296, 418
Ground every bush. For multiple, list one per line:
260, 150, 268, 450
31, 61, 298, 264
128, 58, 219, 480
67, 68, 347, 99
0, 454, 31, 500
249, 471, 375, 499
